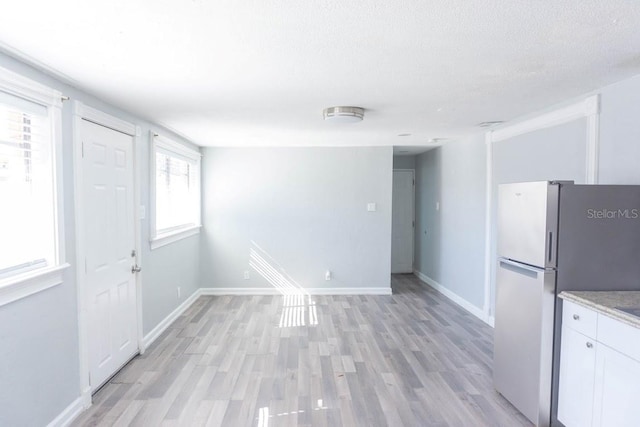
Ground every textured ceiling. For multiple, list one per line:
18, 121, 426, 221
1, 1, 640, 147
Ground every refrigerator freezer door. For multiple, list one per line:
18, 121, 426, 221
498, 182, 559, 269
494, 258, 555, 427
556, 184, 640, 292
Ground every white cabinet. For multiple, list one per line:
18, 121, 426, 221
558, 300, 640, 427
593, 344, 640, 426
557, 327, 596, 427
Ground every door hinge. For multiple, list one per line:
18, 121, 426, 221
81, 142, 84, 158
84, 258, 87, 274
413, 179, 415, 186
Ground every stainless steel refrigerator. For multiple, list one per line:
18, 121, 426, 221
493, 181, 640, 427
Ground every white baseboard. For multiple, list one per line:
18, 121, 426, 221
143, 284, 392, 350
487, 316, 495, 328
46, 396, 85, 427
200, 287, 392, 296
200, 287, 282, 296
80, 386, 92, 412
413, 270, 493, 327
142, 288, 202, 349
311, 287, 392, 295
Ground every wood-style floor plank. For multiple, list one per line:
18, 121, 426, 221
73, 274, 531, 426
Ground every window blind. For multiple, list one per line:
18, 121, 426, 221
155, 150, 197, 233
0, 93, 54, 278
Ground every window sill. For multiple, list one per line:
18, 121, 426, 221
150, 225, 201, 250
0, 263, 70, 307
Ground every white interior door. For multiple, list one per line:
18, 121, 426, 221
81, 119, 138, 391
391, 170, 414, 273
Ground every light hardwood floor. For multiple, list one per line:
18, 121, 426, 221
73, 274, 531, 426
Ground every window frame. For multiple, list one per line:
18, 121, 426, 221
149, 132, 202, 250
0, 66, 69, 307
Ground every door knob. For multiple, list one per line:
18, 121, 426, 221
131, 264, 142, 274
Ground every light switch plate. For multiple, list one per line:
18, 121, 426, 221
139, 205, 146, 219
367, 202, 377, 212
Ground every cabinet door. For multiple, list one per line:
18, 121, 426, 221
557, 327, 596, 427
593, 344, 640, 427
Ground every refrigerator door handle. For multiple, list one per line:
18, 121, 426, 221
548, 231, 554, 264
499, 258, 545, 274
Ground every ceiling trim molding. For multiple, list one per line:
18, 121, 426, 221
490, 95, 600, 143
0, 41, 82, 91
585, 98, 601, 185
482, 131, 493, 321
0, 63, 62, 108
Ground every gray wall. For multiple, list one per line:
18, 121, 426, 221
393, 155, 416, 169
143, 236, 201, 333
3, 34, 640, 426
201, 147, 393, 291
492, 119, 587, 186
414, 135, 487, 308
598, 74, 640, 184
0, 51, 201, 426
412, 73, 640, 321
414, 149, 442, 279
0, 280, 79, 427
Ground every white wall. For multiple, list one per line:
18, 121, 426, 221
200, 147, 393, 292
0, 51, 201, 426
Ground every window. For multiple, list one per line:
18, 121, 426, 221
0, 67, 67, 306
150, 133, 201, 249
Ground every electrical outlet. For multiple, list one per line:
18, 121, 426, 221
244, 271, 250, 280
177, 287, 181, 298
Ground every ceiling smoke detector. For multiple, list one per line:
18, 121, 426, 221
477, 120, 504, 128
323, 106, 365, 123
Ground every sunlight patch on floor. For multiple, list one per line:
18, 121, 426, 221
250, 241, 319, 328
